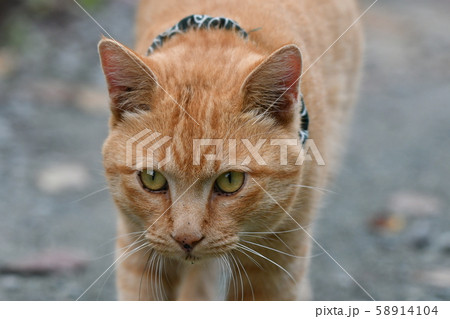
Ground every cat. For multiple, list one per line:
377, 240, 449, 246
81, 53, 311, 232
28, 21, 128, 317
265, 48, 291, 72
98, 0, 362, 300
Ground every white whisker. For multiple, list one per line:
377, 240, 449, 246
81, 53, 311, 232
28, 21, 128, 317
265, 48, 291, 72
241, 239, 308, 259
267, 227, 296, 254
139, 249, 153, 300
95, 242, 149, 300
149, 251, 158, 300
235, 247, 263, 269
90, 237, 148, 261
239, 225, 311, 235
239, 234, 277, 241
69, 186, 109, 204
219, 255, 231, 299
97, 231, 146, 248
234, 253, 254, 301
229, 253, 244, 300
225, 254, 237, 299
236, 243, 295, 282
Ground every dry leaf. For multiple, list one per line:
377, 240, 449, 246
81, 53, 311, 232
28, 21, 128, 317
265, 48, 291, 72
370, 211, 406, 234
415, 269, 450, 289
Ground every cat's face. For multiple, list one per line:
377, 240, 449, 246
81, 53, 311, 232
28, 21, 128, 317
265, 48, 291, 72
100, 37, 304, 262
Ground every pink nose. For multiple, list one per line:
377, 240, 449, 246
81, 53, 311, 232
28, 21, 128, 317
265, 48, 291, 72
171, 233, 204, 253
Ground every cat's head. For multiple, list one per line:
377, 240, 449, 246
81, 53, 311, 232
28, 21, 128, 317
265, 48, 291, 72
99, 36, 305, 262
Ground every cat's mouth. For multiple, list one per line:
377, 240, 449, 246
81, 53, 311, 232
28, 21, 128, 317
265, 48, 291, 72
184, 253, 200, 264
146, 233, 237, 262
167, 245, 233, 264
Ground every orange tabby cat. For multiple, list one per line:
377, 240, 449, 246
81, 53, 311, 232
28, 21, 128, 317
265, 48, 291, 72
98, 0, 362, 300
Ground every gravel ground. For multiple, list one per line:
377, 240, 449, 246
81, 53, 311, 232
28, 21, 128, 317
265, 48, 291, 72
0, 0, 449, 301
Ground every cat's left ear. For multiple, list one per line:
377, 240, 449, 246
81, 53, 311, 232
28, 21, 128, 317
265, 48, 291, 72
98, 38, 158, 122
240, 44, 302, 125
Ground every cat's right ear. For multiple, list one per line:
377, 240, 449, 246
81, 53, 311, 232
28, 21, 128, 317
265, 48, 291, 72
240, 44, 302, 126
98, 38, 158, 122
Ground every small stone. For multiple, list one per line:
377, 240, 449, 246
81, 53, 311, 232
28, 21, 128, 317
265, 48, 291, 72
415, 269, 450, 289
388, 192, 442, 217
36, 163, 90, 195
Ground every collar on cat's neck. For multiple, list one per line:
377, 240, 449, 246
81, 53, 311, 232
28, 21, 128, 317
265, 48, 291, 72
299, 96, 309, 144
146, 14, 248, 55
146, 14, 309, 144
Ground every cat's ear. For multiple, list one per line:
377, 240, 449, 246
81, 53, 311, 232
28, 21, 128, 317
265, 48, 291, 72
98, 38, 158, 121
240, 44, 302, 125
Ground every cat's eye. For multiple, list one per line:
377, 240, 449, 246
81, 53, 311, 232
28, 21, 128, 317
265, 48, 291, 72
214, 171, 245, 194
139, 169, 168, 192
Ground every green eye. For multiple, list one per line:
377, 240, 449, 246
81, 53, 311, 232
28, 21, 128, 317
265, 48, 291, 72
215, 171, 245, 194
139, 169, 168, 192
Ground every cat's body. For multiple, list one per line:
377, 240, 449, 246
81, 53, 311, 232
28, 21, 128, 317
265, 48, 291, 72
99, 0, 362, 300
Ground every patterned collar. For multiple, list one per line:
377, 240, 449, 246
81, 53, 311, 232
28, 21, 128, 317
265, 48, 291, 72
146, 14, 248, 55
146, 14, 309, 144
299, 96, 309, 144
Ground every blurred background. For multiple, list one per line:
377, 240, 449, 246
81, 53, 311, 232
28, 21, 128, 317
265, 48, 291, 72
0, 0, 449, 300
